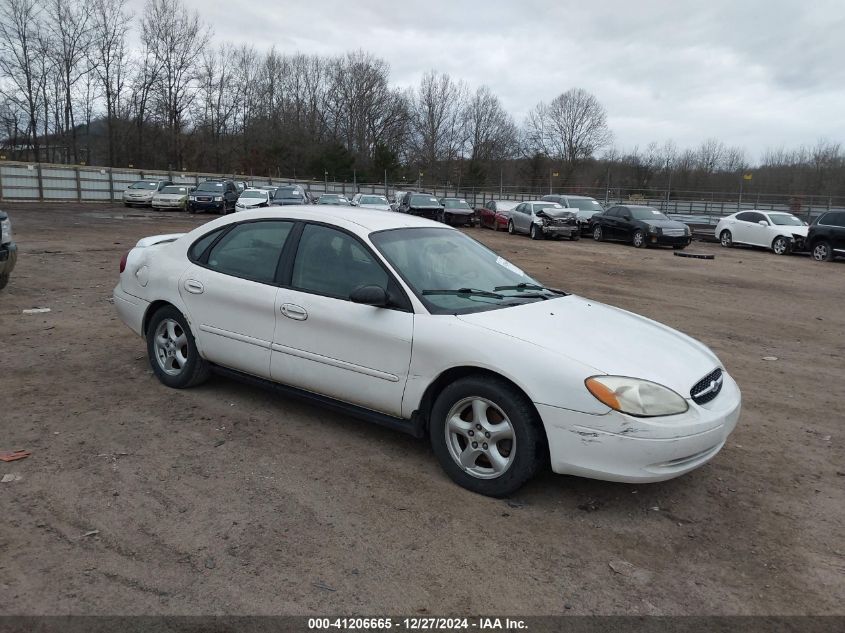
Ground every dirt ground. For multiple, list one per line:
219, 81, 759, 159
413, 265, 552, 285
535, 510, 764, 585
0, 203, 843, 616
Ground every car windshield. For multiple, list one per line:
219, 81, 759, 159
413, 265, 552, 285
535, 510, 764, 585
443, 199, 471, 209
275, 187, 303, 199
768, 213, 803, 226
240, 190, 266, 199
318, 195, 348, 205
567, 198, 603, 211
196, 182, 224, 192
534, 203, 562, 212
410, 195, 441, 207
360, 196, 388, 205
630, 207, 669, 220
371, 227, 559, 315
129, 181, 158, 190
160, 186, 187, 195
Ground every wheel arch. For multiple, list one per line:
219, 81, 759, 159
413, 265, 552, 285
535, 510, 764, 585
414, 366, 548, 447
142, 300, 179, 335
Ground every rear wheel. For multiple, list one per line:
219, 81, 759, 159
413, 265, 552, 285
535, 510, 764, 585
146, 306, 210, 389
720, 230, 733, 247
530, 224, 543, 240
593, 225, 603, 241
812, 240, 833, 262
772, 236, 791, 255
632, 229, 647, 248
429, 375, 546, 497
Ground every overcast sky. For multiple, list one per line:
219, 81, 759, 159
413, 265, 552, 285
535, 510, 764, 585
133, 0, 845, 161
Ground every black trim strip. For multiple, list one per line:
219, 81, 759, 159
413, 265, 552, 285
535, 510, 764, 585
210, 365, 426, 438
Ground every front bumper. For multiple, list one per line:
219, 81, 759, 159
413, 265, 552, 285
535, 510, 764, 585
651, 233, 691, 246
540, 223, 579, 237
0, 242, 17, 276
445, 212, 476, 226
538, 371, 741, 482
153, 199, 185, 209
409, 209, 439, 219
189, 200, 225, 213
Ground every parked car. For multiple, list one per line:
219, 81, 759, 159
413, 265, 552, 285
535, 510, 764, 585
258, 185, 279, 195
187, 179, 239, 214
236, 188, 271, 211
390, 191, 409, 211
715, 210, 808, 255
437, 198, 476, 226
122, 180, 172, 207
234, 181, 249, 193
542, 194, 604, 233
806, 210, 845, 262
152, 185, 192, 211
270, 185, 311, 206
317, 193, 351, 206
477, 200, 519, 231
397, 192, 443, 219
507, 201, 580, 240
0, 210, 17, 291
592, 205, 691, 249
113, 207, 741, 496
351, 194, 391, 211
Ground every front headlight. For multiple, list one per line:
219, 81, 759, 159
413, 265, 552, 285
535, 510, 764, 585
647, 225, 659, 234
1, 218, 11, 243
585, 376, 689, 417
189, 196, 196, 201
685, 225, 691, 235
214, 196, 223, 202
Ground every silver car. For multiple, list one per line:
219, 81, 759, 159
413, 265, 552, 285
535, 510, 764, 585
507, 201, 580, 240
351, 193, 391, 211
122, 180, 172, 207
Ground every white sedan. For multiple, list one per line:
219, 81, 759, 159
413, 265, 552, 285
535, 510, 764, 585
235, 188, 271, 211
715, 210, 808, 254
113, 207, 741, 496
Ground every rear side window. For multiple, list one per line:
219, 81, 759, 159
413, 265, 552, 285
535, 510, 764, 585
206, 221, 294, 283
190, 228, 225, 261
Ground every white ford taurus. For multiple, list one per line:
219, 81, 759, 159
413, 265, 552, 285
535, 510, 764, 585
114, 207, 741, 496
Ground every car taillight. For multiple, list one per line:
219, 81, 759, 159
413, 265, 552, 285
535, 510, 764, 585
119, 251, 129, 273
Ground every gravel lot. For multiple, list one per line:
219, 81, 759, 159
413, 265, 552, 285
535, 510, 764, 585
1, 203, 843, 616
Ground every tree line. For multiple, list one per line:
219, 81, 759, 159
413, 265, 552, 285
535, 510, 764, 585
1, 0, 843, 200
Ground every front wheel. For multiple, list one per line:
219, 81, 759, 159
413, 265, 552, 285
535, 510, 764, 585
673, 244, 687, 250
507, 220, 515, 235
632, 229, 646, 248
0, 273, 8, 290
720, 230, 733, 248
812, 240, 833, 262
146, 306, 210, 389
593, 225, 603, 241
772, 236, 791, 256
530, 223, 543, 240
429, 375, 546, 497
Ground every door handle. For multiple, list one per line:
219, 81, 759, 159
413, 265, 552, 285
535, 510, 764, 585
184, 279, 204, 294
280, 303, 308, 321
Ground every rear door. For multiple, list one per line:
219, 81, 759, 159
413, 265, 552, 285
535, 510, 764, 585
829, 212, 845, 254
179, 220, 295, 379
271, 223, 414, 416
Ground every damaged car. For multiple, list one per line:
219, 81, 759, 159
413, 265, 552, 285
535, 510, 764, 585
507, 201, 580, 240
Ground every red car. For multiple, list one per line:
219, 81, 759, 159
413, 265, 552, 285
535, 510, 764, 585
477, 200, 519, 231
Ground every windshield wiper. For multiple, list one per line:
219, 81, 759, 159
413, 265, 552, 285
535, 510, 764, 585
422, 288, 504, 300
494, 283, 567, 295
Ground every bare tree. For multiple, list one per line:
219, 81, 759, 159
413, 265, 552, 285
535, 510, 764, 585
408, 70, 467, 181
524, 88, 612, 179
90, 0, 130, 166
462, 85, 517, 185
142, 0, 210, 168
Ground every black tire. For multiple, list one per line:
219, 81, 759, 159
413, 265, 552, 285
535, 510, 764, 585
529, 223, 543, 240
507, 220, 515, 235
812, 240, 833, 262
632, 229, 647, 248
0, 273, 8, 290
673, 244, 687, 250
429, 375, 546, 497
720, 230, 733, 248
123, 202, 131, 207
593, 225, 603, 241
569, 232, 581, 241
146, 305, 210, 389
188, 206, 196, 215
772, 235, 791, 256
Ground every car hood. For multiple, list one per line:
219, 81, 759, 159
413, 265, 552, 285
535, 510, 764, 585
237, 199, 266, 206
154, 194, 185, 200
780, 225, 809, 236
444, 207, 474, 215
640, 218, 688, 229
272, 199, 306, 205
359, 204, 392, 212
126, 190, 154, 196
536, 208, 574, 219
457, 295, 721, 396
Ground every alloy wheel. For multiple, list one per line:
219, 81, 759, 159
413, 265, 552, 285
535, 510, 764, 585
153, 318, 189, 376
720, 230, 732, 247
444, 397, 516, 479
593, 226, 603, 241
772, 237, 788, 255
813, 242, 831, 262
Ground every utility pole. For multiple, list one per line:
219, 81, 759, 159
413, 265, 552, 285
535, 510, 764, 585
324, 170, 328, 193
665, 159, 672, 212
499, 166, 503, 198
384, 169, 388, 197
549, 167, 553, 195
604, 167, 611, 206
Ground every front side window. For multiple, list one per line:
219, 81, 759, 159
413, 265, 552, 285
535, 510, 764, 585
206, 221, 294, 283
292, 224, 388, 299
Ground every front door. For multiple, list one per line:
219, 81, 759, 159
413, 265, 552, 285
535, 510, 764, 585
179, 220, 295, 379
271, 223, 414, 417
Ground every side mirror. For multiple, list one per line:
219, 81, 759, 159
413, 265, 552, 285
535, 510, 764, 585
350, 285, 389, 307
758, 220, 768, 226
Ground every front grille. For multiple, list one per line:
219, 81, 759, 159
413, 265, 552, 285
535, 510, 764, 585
690, 368, 723, 405
663, 228, 685, 236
